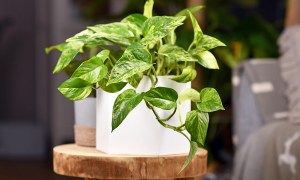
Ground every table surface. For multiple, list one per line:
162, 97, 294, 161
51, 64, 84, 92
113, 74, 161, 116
53, 144, 208, 179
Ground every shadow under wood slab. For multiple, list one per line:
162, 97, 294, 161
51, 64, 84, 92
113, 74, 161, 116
53, 144, 207, 179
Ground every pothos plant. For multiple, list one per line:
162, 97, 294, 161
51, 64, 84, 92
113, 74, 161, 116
46, 0, 225, 172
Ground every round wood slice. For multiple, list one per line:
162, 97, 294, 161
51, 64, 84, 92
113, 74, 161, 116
53, 144, 207, 179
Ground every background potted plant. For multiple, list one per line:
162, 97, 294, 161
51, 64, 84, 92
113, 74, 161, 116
47, 0, 225, 171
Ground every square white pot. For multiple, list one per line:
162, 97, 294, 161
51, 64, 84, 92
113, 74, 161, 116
96, 76, 190, 155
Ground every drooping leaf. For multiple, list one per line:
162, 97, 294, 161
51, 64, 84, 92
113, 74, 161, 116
188, 11, 203, 46
53, 41, 84, 74
144, 87, 178, 110
112, 89, 144, 131
141, 16, 186, 45
195, 35, 226, 52
66, 29, 113, 46
176, 6, 204, 17
196, 88, 224, 112
122, 14, 147, 37
108, 42, 152, 85
71, 51, 109, 83
45, 43, 66, 54
143, 0, 154, 18
179, 88, 200, 104
127, 73, 143, 88
159, 44, 197, 62
98, 78, 127, 93
58, 78, 92, 101
171, 66, 197, 83
192, 50, 219, 69
185, 110, 209, 146
179, 141, 198, 173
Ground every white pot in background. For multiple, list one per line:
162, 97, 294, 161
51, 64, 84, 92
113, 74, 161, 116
96, 76, 190, 155
74, 97, 96, 147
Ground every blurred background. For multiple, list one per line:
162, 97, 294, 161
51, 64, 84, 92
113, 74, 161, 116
0, 0, 286, 179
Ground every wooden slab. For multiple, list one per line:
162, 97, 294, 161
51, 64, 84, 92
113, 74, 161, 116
53, 144, 207, 179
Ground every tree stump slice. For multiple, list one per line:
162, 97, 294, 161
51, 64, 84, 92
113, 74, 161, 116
53, 144, 207, 180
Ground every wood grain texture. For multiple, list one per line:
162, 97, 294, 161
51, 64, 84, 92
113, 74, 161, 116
53, 144, 207, 179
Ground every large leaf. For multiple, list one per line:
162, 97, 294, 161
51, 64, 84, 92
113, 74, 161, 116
112, 89, 144, 131
159, 44, 197, 62
188, 11, 203, 46
53, 41, 84, 74
98, 78, 127, 93
66, 29, 113, 46
185, 110, 209, 146
179, 88, 200, 104
192, 50, 219, 69
179, 141, 198, 173
171, 66, 197, 83
197, 35, 226, 52
196, 88, 224, 112
143, 0, 154, 18
144, 87, 178, 110
122, 14, 147, 37
64, 61, 82, 77
176, 6, 204, 17
58, 78, 92, 101
107, 42, 152, 85
141, 16, 186, 45
45, 43, 66, 54
127, 73, 143, 88
71, 50, 109, 83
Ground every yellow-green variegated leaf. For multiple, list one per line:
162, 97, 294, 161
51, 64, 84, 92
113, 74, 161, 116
196, 88, 224, 112
58, 78, 92, 101
159, 44, 197, 62
193, 51, 219, 69
144, 87, 178, 110
171, 66, 197, 83
122, 14, 147, 37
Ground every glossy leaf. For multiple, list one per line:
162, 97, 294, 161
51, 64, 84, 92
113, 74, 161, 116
143, 0, 154, 18
64, 61, 82, 77
192, 51, 219, 69
198, 35, 226, 51
196, 88, 224, 112
141, 16, 186, 45
112, 89, 144, 131
159, 44, 197, 62
122, 14, 147, 37
45, 43, 66, 54
176, 6, 204, 17
179, 88, 200, 104
185, 110, 209, 146
108, 42, 152, 85
71, 51, 109, 83
188, 11, 203, 46
171, 66, 197, 83
127, 73, 143, 88
66, 29, 112, 46
144, 87, 178, 110
53, 41, 84, 74
179, 141, 198, 173
98, 78, 127, 93
58, 78, 92, 101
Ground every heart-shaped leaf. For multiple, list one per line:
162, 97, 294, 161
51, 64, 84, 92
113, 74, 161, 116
98, 78, 127, 93
196, 88, 224, 112
58, 78, 92, 101
192, 50, 219, 69
144, 87, 178, 110
179, 88, 200, 104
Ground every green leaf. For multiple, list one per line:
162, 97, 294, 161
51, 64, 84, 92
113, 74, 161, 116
98, 78, 127, 93
179, 141, 198, 173
197, 88, 224, 112
71, 51, 109, 83
58, 78, 92, 101
188, 11, 203, 46
64, 61, 82, 77
112, 89, 144, 131
196, 35, 226, 52
159, 44, 197, 62
127, 73, 143, 88
53, 41, 84, 74
108, 42, 152, 85
141, 16, 186, 45
176, 6, 204, 17
122, 14, 147, 37
45, 43, 66, 54
143, 0, 154, 18
185, 110, 209, 146
171, 66, 197, 83
179, 88, 200, 104
144, 87, 178, 110
66, 29, 113, 46
192, 50, 219, 69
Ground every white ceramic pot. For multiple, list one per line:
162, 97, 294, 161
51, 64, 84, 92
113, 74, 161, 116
74, 97, 96, 147
96, 76, 190, 155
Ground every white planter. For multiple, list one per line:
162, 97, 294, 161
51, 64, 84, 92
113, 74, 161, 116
96, 76, 190, 155
74, 97, 96, 147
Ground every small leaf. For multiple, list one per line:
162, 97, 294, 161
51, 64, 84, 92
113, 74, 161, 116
144, 87, 178, 110
112, 89, 144, 131
179, 141, 198, 173
185, 110, 209, 146
179, 88, 200, 104
71, 51, 109, 83
192, 51, 219, 69
143, 0, 154, 18
127, 73, 143, 88
141, 16, 186, 45
98, 78, 127, 93
197, 88, 224, 112
45, 43, 66, 54
108, 42, 152, 85
53, 41, 84, 74
176, 6, 204, 17
188, 11, 203, 46
197, 35, 226, 51
58, 78, 92, 101
159, 44, 197, 62
122, 14, 147, 37
171, 66, 197, 83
